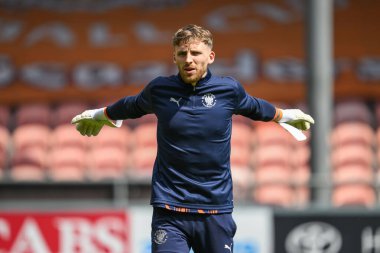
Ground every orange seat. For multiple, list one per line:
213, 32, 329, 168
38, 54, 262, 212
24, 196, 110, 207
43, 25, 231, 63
253, 183, 295, 207
231, 122, 253, 149
252, 144, 291, 168
0, 126, 10, 169
254, 122, 293, 147
48, 147, 87, 181
332, 183, 376, 208
292, 165, 311, 186
87, 146, 129, 181
10, 164, 46, 181
0, 105, 10, 126
332, 164, 373, 184
90, 125, 131, 151
130, 146, 156, 179
331, 144, 374, 168
51, 124, 88, 149
12, 146, 47, 169
334, 100, 373, 125
331, 122, 375, 148
291, 144, 310, 167
132, 122, 157, 148
53, 102, 88, 126
254, 164, 293, 185
15, 104, 52, 126
230, 145, 251, 167
12, 124, 51, 151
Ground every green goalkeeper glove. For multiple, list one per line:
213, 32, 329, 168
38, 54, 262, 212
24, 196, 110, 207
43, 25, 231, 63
276, 109, 315, 131
71, 107, 122, 137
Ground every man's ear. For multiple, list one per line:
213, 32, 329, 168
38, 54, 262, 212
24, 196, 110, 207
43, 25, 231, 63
173, 52, 176, 63
209, 51, 215, 64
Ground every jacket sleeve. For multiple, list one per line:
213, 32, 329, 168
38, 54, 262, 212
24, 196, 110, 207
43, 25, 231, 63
233, 80, 276, 121
105, 82, 154, 120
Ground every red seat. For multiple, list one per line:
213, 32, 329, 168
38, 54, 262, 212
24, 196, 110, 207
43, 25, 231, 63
334, 100, 373, 125
331, 122, 375, 148
231, 122, 253, 149
132, 123, 157, 148
51, 124, 88, 149
332, 183, 376, 208
130, 146, 156, 179
90, 125, 131, 151
331, 144, 374, 168
252, 144, 291, 168
12, 124, 51, 151
230, 145, 251, 168
254, 164, 293, 185
10, 164, 46, 181
253, 183, 295, 207
48, 147, 87, 181
87, 146, 129, 181
0, 105, 10, 126
15, 104, 52, 126
53, 102, 88, 126
332, 164, 373, 184
0, 126, 10, 170
254, 122, 293, 147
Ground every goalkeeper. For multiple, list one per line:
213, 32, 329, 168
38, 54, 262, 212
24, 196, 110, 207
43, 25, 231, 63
72, 24, 314, 253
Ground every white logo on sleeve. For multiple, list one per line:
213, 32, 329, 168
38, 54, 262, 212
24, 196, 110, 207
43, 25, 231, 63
170, 97, 182, 107
153, 229, 168, 245
224, 243, 232, 252
202, 93, 216, 108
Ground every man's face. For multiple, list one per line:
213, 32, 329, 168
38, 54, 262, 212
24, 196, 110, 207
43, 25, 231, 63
173, 39, 215, 86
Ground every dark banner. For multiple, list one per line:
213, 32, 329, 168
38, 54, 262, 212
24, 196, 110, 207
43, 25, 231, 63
275, 212, 380, 253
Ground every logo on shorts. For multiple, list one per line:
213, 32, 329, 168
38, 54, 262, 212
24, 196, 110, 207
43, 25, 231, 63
153, 229, 168, 245
202, 93, 216, 108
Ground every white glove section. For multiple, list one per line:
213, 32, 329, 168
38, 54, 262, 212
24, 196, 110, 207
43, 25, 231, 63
71, 107, 122, 137
278, 109, 315, 131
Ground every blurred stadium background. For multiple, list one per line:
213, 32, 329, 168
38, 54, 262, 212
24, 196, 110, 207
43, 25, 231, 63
0, 0, 380, 252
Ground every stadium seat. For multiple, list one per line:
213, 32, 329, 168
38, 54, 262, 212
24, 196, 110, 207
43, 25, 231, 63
254, 164, 293, 185
129, 146, 156, 179
331, 122, 375, 148
12, 146, 47, 169
231, 122, 253, 148
12, 124, 51, 151
332, 164, 373, 184
87, 146, 129, 181
293, 165, 311, 186
231, 165, 251, 201
53, 102, 88, 127
90, 125, 131, 151
253, 183, 295, 208
48, 146, 87, 181
334, 99, 374, 126
332, 183, 376, 208
132, 122, 157, 148
50, 123, 88, 149
253, 122, 293, 147
230, 145, 251, 168
15, 103, 52, 126
0, 105, 10, 127
0, 126, 10, 170
294, 186, 310, 207
10, 164, 46, 181
252, 144, 291, 168
291, 144, 310, 167
331, 144, 374, 168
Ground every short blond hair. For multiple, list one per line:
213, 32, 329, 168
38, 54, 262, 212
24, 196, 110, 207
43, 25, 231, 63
172, 24, 213, 48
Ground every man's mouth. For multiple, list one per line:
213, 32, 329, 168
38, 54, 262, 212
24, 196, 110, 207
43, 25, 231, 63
184, 67, 195, 74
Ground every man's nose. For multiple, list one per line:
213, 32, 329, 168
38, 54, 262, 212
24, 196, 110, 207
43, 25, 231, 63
185, 53, 193, 63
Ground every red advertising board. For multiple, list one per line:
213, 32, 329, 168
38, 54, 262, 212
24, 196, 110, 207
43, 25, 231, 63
0, 210, 130, 253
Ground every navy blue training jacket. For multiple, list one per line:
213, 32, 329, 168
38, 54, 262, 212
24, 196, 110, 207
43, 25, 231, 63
106, 70, 276, 213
